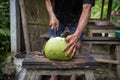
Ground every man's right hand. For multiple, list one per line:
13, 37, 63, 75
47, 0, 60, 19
49, 15, 59, 30
45, 0, 59, 30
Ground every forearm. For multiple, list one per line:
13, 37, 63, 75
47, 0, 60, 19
74, 4, 92, 38
45, 0, 55, 19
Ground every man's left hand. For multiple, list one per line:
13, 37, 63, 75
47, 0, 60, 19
63, 34, 80, 58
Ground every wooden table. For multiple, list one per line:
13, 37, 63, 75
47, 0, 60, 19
40, 33, 120, 79
22, 52, 98, 80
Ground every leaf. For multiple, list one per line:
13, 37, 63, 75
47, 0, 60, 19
115, 5, 120, 11
0, 29, 6, 36
0, 27, 10, 37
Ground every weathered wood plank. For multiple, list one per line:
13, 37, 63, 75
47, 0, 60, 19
19, 0, 50, 51
115, 45, 120, 80
85, 70, 95, 80
40, 33, 120, 41
24, 0, 49, 24
88, 25, 120, 29
22, 52, 98, 69
82, 37, 120, 44
25, 69, 96, 80
19, 0, 31, 52
83, 37, 120, 41
82, 41, 120, 44
90, 54, 114, 59
28, 25, 49, 51
25, 69, 91, 76
10, 0, 21, 54
40, 33, 120, 44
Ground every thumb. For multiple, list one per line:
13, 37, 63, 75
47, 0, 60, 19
49, 21, 52, 26
65, 35, 71, 42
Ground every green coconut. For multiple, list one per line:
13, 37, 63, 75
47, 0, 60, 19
44, 37, 71, 61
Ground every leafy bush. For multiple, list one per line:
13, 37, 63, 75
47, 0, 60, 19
91, 0, 120, 19
111, 0, 120, 26
112, 0, 120, 11
91, 0, 120, 26
0, 0, 10, 79
0, 1, 10, 54
91, 0, 108, 19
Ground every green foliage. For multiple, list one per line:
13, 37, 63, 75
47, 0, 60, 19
91, 0, 120, 26
91, 0, 108, 19
110, 1, 120, 26
112, 0, 120, 11
91, 0, 101, 19
0, 0, 10, 79
0, 1, 10, 54
111, 15, 120, 27
91, 0, 120, 19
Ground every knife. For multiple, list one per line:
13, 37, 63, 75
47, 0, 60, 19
54, 29, 57, 37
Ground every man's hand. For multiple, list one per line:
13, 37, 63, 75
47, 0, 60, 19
45, 0, 59, 30
63, 4, 92, 58
49, 15, 59, 30
63, 34, 81, 58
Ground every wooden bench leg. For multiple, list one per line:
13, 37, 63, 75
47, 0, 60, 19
115, 45, 120, 80
89, 43, 93, 53
85, 70, 95, 80
25, 71, 42, 80
110, 44, 116, 56
34, 74, 42, 80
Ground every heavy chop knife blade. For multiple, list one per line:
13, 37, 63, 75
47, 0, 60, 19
54, 29, 57, 37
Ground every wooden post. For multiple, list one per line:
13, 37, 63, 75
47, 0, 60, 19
115, 45, 120, 80
85, 70, 95, 80
100, 0, 105, 20
107, 0, 113, 20
19, 0, 31, 52
10, 0, 21, 54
